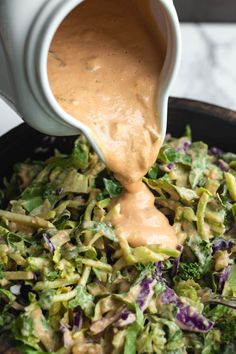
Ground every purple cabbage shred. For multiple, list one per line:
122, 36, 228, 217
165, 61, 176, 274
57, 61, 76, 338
114, 310, 136, 328
216, 159, 229, 171
171, 258, 180, 277
73, 307, 83, 331
209, 147, 223, 157
90, 309, 126, 334
59, 322, 72, 332
176, 140, 191, 152
114, 277, 156, 328
43, 233, 55, 254
136, 278, 155, 308
217, 266, 231, 293
167, 163, 175, 171
171, 245, 183, 277
155, 262, 163, 278
161, 287, 182, 307
160, 287, 213, 333
175, 305, 213, 333
183, 141, 191, 152
56, 187, 64, 196
212, 239, 235, 254
120, 312, 130, 321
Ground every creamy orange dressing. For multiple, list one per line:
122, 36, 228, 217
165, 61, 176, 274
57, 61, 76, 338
110, 181, 177, 248
48, 0, 178, 249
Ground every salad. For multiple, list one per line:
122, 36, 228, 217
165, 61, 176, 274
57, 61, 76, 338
0, 128, 236, 354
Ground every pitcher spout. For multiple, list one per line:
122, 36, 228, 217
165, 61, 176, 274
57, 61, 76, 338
0, 37, 17, 111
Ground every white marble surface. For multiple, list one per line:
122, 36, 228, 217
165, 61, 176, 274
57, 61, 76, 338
1, 23, 236, 136
172, 24, 236, 110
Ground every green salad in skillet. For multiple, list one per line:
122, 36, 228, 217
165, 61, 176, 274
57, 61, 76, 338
0, 127, 236, 354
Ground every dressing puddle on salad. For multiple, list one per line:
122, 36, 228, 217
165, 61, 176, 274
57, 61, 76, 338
48, 0, 178, 250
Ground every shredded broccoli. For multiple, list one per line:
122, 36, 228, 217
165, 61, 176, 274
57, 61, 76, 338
217, 315, 236, 344
178, 262, 202, 281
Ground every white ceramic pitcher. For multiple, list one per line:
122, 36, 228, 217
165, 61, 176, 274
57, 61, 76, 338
0, 0, 181, 158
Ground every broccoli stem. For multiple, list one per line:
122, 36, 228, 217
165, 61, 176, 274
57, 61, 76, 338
225, 172, 236, 202
196, 192, 210, 241
77, 257, 112, 272
0, 210, 55, 229
52, 288, 77, 303
8, 253, 27, 266
4, 271, 35, 280
34, 275, 80, 291
84, 199, 97, 245
147, 245, 180, 257
79, 265, 91, 287
84, 200, 97, 222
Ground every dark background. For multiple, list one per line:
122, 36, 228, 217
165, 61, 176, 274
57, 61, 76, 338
174, 0, 236, 22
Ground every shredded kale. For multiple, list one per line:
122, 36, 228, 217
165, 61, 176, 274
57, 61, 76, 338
103, 178, 122, 197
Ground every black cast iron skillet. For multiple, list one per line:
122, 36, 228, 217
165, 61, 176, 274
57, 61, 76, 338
0, 97, 235, 353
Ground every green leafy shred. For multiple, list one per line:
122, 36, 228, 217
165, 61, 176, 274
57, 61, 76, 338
103, 178, 122, 197
68, 285, 95, 317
